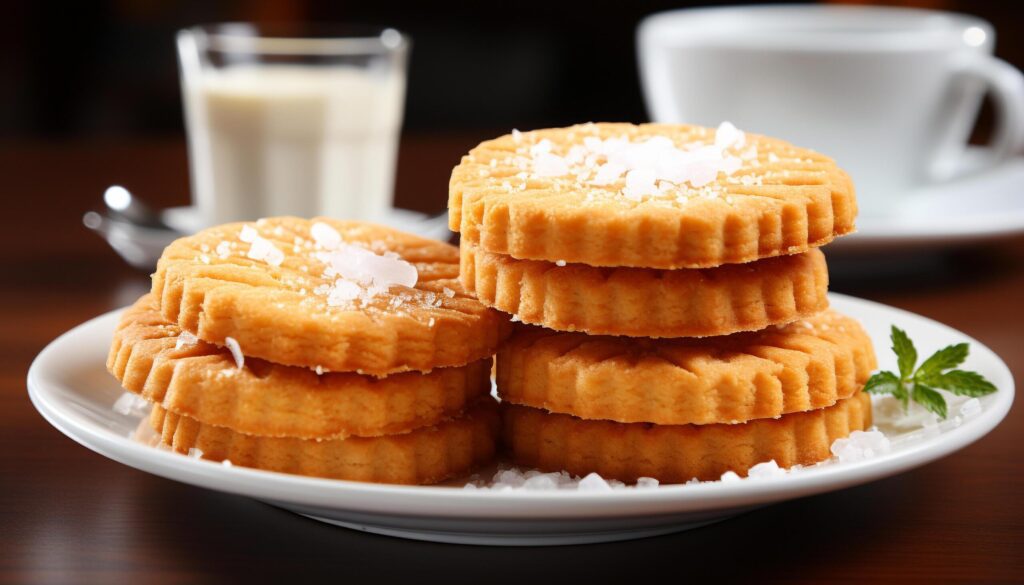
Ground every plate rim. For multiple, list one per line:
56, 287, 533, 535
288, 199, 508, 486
26, 293, 1015, 520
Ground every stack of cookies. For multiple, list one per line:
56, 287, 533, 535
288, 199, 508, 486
107, 217, 506, 484
450, 122, 878, 482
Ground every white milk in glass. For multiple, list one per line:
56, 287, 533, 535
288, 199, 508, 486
186, 65, 404, 224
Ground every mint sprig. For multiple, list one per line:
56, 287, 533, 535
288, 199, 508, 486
864, 326, 997, 419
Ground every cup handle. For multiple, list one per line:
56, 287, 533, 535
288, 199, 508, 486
928, 53, 1024, 182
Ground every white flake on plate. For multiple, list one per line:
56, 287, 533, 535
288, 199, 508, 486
829, 430, 891, 463
746, 460, 786, 479
719, 471, 742, 483
187, 448, 204, 459
112, 392, 150, 417
464, 467, 657, 491
959, 398, 982, 418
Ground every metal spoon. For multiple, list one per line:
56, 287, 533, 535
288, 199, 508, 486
83, 186, 184, 270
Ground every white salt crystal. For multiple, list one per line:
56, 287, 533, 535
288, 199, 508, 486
635, 477, 660, 489
830, 430, 891, 464
719, 471, 742, 483
311, 222, 342, 250
215, 241, 231, 258
530, 139, 553, 157
221, 459, 233, 467
555, 260, 567, 267
747, 460, 786, 479
512, 128, 522, 143
442, 287, 456, 298
874, 396, 940, 430
112, 392, 150, 417
188, 448, 204, 459
327, 279, 362, 306
577, 473, 614, 491
590, 162, 627, 185
533, 153, 569, 177
960, 398, 982, 418
245, 233, 284, 267
329, 244, 418, 289
522, 474, 561, 490
623, 167, 658, 200
224, 336, 244, 369
714, 121, 746, 150
174, 330, 198, 350
239, 225, 258, 243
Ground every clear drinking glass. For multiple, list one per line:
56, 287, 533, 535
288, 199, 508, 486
177, 24, 409, 226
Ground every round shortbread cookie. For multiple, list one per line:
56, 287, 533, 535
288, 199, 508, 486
151, 398, 499, 485
462, 241, 829, 337
502, 393, 871, 483
108, 294, 493, 440
152, 217, 508, 375
449, 122, 856, 269
497, 310, 876, 425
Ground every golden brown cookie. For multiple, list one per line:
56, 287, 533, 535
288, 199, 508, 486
152, 217, 508, 375
502, 393, 871, 483
462, 241, 829, 337
108, 294, 493, 440
449, 122, 856, 269
497, 310, 875, 425
151, 399, 500, 485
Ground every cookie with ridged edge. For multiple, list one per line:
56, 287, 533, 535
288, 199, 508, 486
449, 122, 856, 269
151, 398, 499, 485
497, 310, 875, 425
152, 217, 508, 375
502, 393, 871, 483
462, 240, 829, 337
108, 294, 493, 440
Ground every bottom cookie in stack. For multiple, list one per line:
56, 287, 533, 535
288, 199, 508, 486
497, 310, 877, 482
107, 295, 499, 484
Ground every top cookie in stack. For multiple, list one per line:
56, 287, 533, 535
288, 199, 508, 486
451, 122, 854, 338
448, 123, 873, 482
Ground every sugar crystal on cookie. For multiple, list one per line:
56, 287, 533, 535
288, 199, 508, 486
522, 121, 748, 200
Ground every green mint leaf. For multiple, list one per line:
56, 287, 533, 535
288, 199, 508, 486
920, 369, 998, 397
916, 343, 969, 378
891, 326, 917, 380
893, 384, 909, 409
912, 383, 948, 419
864, 371, 901, 395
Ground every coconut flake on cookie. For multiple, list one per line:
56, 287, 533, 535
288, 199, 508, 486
239, 224, 284, 266
524, 121, 749, 202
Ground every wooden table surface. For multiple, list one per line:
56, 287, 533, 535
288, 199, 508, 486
2, 137, 1021, 584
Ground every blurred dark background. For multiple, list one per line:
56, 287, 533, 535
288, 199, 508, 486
4, 0, 1024, 140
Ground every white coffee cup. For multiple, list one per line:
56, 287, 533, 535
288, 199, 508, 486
638, 5, 1024, 217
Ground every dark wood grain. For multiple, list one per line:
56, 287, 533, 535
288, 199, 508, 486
1, 138, 1021, 585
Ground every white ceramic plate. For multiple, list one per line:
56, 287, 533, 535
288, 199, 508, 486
831, 151, 1024, 252
27, 294, 1014, 546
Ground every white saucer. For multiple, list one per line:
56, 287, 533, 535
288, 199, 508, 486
163, 205, 452, 242
27, 294, 1014, 546
833, 150, 1024, 251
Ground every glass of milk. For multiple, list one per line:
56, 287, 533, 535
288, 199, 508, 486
177, 24, 408, 226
